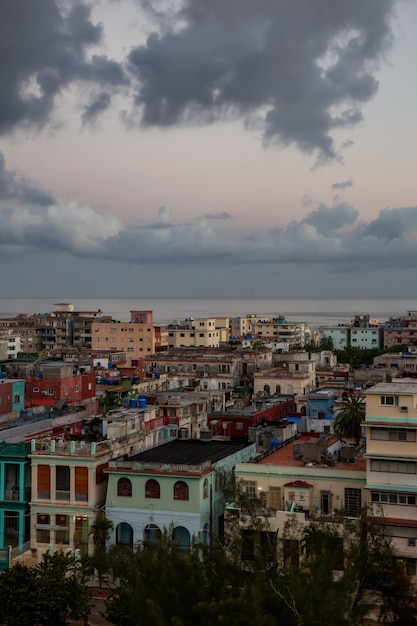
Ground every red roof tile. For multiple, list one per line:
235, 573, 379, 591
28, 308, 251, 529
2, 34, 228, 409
283, 480, 313, 489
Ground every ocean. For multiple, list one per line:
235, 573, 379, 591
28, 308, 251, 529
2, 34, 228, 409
0, 297, 415, 330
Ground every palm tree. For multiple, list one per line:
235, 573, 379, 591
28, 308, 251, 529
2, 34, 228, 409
334, 394, 365, 446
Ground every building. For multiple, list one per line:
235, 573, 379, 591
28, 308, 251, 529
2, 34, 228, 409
91, 311, 168, 363
253, 360, 316, 405
208, 393, 297, 440
228, 433, 366, 563
24, 361, 96, 412
105, 438, 256, 549
365, 382, 417, 578
29, 438, 111, 558
0, 378, 25, 424
317, 326, 350, 350
0, 441, 31, 570
166, 318, 228, 349
251, 317, 306, 348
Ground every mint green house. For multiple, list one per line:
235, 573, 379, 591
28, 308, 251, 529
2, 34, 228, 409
105, 439, 256, 549
12, 380, 25, 413
0, 441, 31, 571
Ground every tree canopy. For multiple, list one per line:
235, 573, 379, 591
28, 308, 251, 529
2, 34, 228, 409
0, 552, 90, 626
334, 394, 365, 445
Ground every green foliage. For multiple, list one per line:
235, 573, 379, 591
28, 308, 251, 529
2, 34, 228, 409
0, 551, 90, 626
334, 394, 365, 445
319, 335, 334, 351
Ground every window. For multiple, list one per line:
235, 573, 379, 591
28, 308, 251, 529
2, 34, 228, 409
241, 481, 256, 497
371, 491, 416, 506
371, 459, 416, 474
371, 428, 416, 442
47, 387, 54, 395
33, 387, 39, 393
75, 467, 88, 502
380, 395, 399, 406
55, 514, 69, 545
56, 466, 70, 501
37, 513, 50, 543
13, 394, 20, 403
145, 479, 160, 499
174, 481, 189, 500
203, 478, 208, 499
117, 477, 132, 497
344, 488, 362, 517
236, 422, 243, 430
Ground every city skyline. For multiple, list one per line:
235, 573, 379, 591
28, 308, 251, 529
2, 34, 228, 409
1, 0, 417, 298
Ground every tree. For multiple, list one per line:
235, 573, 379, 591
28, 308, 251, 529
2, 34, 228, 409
334, 394, 365, 445
319, 335, 334, 351
0, 551, 91, 626
89, 512, 114, 587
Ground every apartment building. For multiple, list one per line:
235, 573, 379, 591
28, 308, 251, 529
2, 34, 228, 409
146, 350, 242, 391
254, 360, 316, 399
251, 317, 306, 348
365, 382, 417, 577
166, 317, 228, 348
92, 311, 168, 363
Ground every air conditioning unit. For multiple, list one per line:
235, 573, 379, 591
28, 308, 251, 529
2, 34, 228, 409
400, 406, 408, 413
408, 538, 416, 547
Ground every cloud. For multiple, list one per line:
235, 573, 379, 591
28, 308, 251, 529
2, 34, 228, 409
301, 201, 358, 236
203, 211, 231, 220
127, 0, 396, 160
82, 92, 112, 126
0, 0, 126, 135
0, 152, 54, 205
331, 179, 353, 190
1, 152, 417, 271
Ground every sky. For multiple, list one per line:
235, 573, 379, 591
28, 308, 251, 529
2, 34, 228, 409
1, 0, 417, 299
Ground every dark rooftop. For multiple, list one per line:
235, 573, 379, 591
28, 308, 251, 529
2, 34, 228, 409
127, 439, 252, 466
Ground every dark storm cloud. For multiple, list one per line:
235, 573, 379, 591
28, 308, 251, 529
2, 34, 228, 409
128, 0, 396, 160
0, 0, 126, 134
331, 180, 353, 190
82, 92, 112, 125
301, 201, 359, 236
0, 152, 54, 205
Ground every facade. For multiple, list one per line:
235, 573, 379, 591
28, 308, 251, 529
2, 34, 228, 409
146, 350, 243, 391
317, 326, 350, 350
166, 318, 228, 348
253, 360, 316, 401
0, 379, 25, 421
29, 438, 111, 557
208, 393, 297, 440
365, 382, 417, 577
24, 362, 96, 410
229, 433, 366, 562
251, 317, 306, 348
105, 439, 256, 549
92, 311, 168, 363
350, 327, 382, 349
0, 441, 31, 570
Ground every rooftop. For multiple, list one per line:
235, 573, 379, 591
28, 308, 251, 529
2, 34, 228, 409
257, 436, 366, 472
123, 439, 252, 466
366, 382, 417, 395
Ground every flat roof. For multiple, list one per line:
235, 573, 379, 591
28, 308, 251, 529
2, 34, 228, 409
127, 439, 252, 466
257, 437, 366, 472
366, 382, 417, 395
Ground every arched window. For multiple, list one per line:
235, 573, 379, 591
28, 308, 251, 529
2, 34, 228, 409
144, 524, 161, 544
275, 384, 281, 393
203, 479, 208, 499
173, 526, 190, 551
173, 481, 189, 501
117, 477, 132, 497
145, 479, 160, 499
116, 522, 133, 547
264, 384, 270, 394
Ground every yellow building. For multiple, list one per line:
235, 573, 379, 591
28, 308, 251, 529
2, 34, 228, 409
166, 318, 228, 348
365, 382, 417, 578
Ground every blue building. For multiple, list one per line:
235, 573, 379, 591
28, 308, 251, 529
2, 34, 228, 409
0, 441, 31, 570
